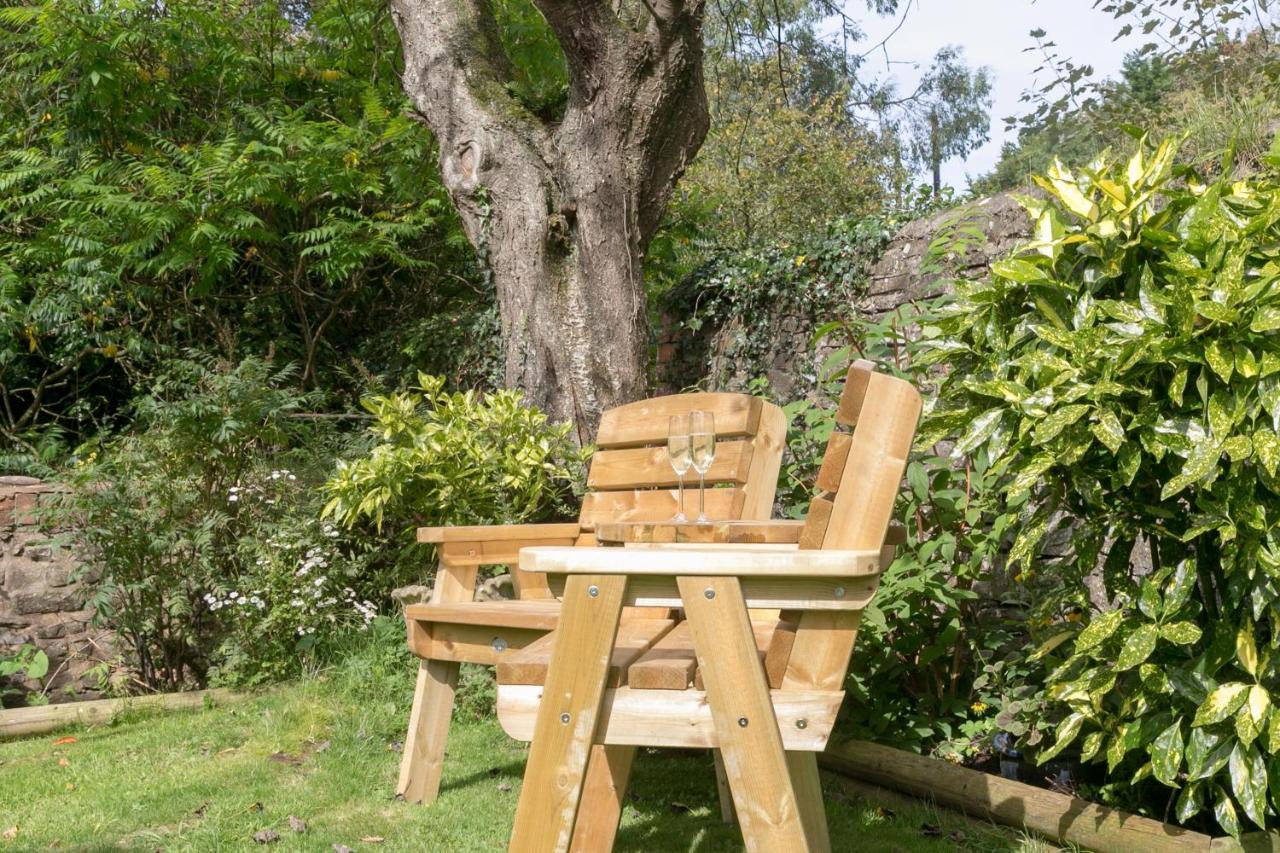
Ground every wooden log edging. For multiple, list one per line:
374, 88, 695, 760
0, 688, 248, 739
820, 738, 1251, 853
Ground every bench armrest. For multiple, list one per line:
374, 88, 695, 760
416, 523, 584, 544
518, 545, 881, 577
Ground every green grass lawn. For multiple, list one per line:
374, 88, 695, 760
0, 643, 1051, 852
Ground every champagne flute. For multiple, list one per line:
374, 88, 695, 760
667, 414, 692, 522
689, 411, 716, 523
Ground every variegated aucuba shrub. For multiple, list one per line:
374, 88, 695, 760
918, 134, 1280, 834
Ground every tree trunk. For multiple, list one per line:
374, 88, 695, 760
390, 0, 709, 442
929, 108, 941, 197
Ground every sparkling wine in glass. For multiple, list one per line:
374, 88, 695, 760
667, 414, 692, 522
689, 411, 716, 523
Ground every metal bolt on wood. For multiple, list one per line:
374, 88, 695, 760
491, 636, 508, 652
834, 586, 846, 599
738, 717, 748, 727
704, 588, 715, 599
588, 585, 599, 598
560, 712, 570, 724
796, 718, 807, 729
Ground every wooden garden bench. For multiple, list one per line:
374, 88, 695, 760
496, 361, 921, 851
397, 392, 787, 804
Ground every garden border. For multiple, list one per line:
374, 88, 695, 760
820, 739, 1278, 853
0, 688, 249, 739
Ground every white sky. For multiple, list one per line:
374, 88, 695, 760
853, 0, 1151, 189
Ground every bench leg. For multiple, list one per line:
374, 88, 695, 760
713, 750, 737, 824
509, 574, 625, 853
397, 658, 459, 804
786, 751, 831, 852
679, 576, 807, 852
568, 744, 636, 852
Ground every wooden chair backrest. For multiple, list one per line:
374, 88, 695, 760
770, 361, 921, 695
511, 393, 787, 599
578, 393, 787, 528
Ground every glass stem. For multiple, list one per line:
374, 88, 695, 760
678, 473, 685, 519
698, 472, 706, 521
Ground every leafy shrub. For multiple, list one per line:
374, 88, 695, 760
0, 0, 481, 453
323, 374, 588, 534
57, 355, 378, 689
0, 645, 50, 708
660, 215, 895, 396
924, 135, 1280, 833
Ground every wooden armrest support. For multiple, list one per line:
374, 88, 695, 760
518, 545, 881, 577
416, 522, 583, 544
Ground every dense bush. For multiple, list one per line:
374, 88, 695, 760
323, 374, 589, 535
660, 215, 897, 397
924, 135, 1280, 833
55, 356, 379, 689
0, 0, 488, 460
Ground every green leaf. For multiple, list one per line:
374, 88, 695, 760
1176, 780, 1205, 822
1160, 621, 1203, 645
1161, 440, 1222, 500
1091, 409, 1125, 453
1214, 785, 1241, 837
1237, 685, 1270, 746
1076, 609, 1126, 654
1117, 623, 1159, 671
1194, 682, 1251, 727
1187, 727, 1232, 780
1206, 340, 1235, 381
1251, 306, 1280, 332
1236, 623, 1258, 678
955, 409, 1004, 456
1081, 730, 1104, 762
1039, 712, 1087, 763
1254, 429, 1280, 476
1229, 744, 1267, 828
1150, 718, 1185, 786
992, 257, 1049, 284
26, 650, 48, 680
1164, 559, 1197, 614
1033, 404, 1091, 445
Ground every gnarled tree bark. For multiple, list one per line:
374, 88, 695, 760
390, 0, 708, 441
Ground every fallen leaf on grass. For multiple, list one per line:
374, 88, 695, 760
57, 757, 70, 767
668, 802, 690, 814
920, 823, 942, 837
269, 752, 303, 766
874, 806, 896, 819
247, 802, 264, 813
387, 740, 402, 753
52, 736, 77, 746
360, 836, 385, 844
3, 826, 17, 840
949, 830, 967, 843
193, 802, 209, 817
253, 829, 280, 844
313, 739, 331, 753
288, 816, 307, 833
497, 782, 512, 793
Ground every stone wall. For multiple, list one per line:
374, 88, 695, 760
0, 477, 113, 703
655, 191, 1035, 399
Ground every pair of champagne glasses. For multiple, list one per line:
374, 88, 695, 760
666, 411, 716, 523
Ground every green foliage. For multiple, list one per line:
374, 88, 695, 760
0, 0, 483, 455
323, 374, 589, 535
0, 644, 50, 707
670, 63, 892, 254
660, 215, 896, 396
55, 355, 379, 689
982, 29, 1278, 193
903, 45, 993, 194
921, 135, 1280, 832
